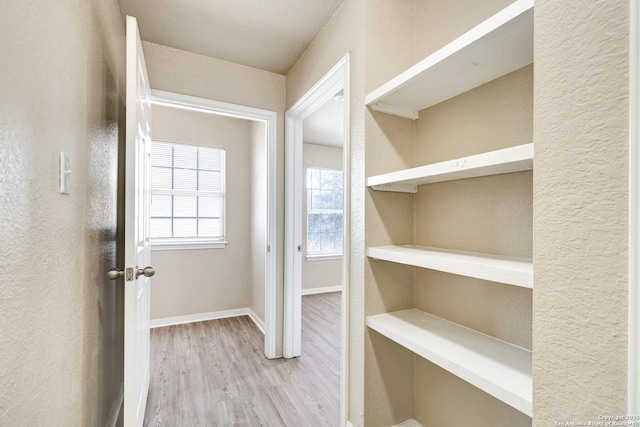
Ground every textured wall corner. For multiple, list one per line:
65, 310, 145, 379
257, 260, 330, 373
533, 0, 630, 422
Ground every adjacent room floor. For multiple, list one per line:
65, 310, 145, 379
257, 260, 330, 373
144, 292, 342, 427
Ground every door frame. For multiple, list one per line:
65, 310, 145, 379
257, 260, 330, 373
149, 89, 279, 359
629, 0, 639, 414
284, 54, 350, 425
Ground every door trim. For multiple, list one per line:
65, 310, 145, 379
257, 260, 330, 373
149, 89, 279, 359
630, 0, 639, 414
284, 54, 350, 426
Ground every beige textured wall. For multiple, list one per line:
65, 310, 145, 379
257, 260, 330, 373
364, 1, 416, 425
150, 106, 254, 319
302, 143, 343, 291
286, 0, 366, 423
533, 0, 629, 422
143, 42, 286, 353
0, 0, 125, 425
251, 121, 267, 321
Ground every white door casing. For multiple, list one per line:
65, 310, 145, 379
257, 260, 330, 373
124, 15, 153, 427
148, 89, 279, 359
284, 54, 350, 426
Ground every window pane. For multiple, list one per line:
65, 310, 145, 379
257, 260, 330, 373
308, 233, 321, 252
199, 170, 222, 191
174, 219, 197, 237
199, 218, 222, 238
152, 142, 172, 167
199, 148, 223, 171
174, 144, 197, 169
307, 211, 343, 255
150, 218, 172, 238
150, 142, 225, 244
309, 168, 320, 190
333, 190, 343, 210
174, 195, 197, 218
151, 195, 171, 217
321, 232, 334, 252
174, 168, 197, 191
152, 166, 172, 190
199, 196, 221, 218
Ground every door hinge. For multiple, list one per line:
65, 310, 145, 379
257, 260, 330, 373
297, 245, 302, 252
125, 267, 134, 281
267, 245, 271, 253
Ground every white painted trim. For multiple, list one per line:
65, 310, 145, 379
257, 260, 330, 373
285, 57, 347, 358
150, 307, 265, 334
150, 241, 227, 251
149, 90, 278, 360
630, 0, 640, 415
340, 54, 351, 427
302, 285, 343, 295
346, 422, 355, 427
392, 420, 426, 427
106, 383, 123, 427
285, 54, 351, 427
306, 253, 343, 261
247, 309, 266, 334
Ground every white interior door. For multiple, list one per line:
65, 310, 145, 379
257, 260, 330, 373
124, 15, 153, 427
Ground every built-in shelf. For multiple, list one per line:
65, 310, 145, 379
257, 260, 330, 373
367, 245, 532, 288
367, 143, 533, 193
367, 309, 532, 416
365, 0, 534, 119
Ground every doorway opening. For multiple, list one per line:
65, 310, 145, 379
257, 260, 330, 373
148, 90, 278, 359
284, 55, 350, 425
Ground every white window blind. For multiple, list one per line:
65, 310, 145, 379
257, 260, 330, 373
306, 167, 343, 257
150, 141, 226, 247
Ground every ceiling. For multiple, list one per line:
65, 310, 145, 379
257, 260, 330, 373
117, 0, 346, 75
303, 94, 344, 148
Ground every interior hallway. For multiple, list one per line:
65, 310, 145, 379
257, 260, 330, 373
144, 292, 341, 426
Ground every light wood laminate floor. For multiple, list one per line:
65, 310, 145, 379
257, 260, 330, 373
144, 292, 341, 427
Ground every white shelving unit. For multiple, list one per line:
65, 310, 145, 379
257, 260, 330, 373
364, 0, 535, 421
365, 0, 534, 119
367, 245, 532, 288
366, 309, 532, 416
367, 143, 533, 193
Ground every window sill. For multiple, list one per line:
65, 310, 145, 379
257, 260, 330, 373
306, 253, 343, 262
151, 241, 228, 251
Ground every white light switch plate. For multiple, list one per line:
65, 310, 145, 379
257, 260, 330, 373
59, 151, 71, 194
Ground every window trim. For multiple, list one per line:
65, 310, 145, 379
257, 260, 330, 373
150, 139, 227, 248
151, 239, 228, 251
305, 166, 344, 258
305, 253, 342, 261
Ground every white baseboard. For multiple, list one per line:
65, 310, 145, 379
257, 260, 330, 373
150, 307, 265, 334
301, 285, 342, 295
393, 419, 425, 427
105, 383, 123, 427
247, 309, 266, 334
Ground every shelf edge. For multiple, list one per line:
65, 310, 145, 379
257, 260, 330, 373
366, 309, 533, 416
367, 143, 534, 190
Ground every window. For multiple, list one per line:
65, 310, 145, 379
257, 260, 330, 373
150, 141, 226, 249
306, 167, 343, 258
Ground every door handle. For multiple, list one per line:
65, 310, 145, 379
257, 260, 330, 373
106, 266, 155, 280
136, 266, 156, 279
106, 268, 124, 280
